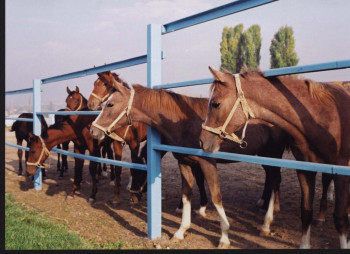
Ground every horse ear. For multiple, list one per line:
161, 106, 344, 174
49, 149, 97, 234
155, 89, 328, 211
75, 86, 79, 93
209, 66, 232, 84
67, 86, 71, 94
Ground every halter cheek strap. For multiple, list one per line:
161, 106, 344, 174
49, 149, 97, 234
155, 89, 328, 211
26, 136, 50, 168
92, 89, 135, 145
202, 74, 255, 148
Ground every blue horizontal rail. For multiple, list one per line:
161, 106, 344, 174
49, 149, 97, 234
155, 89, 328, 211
41, 54, 148, 84
51, 148, 147, 171
264, 59, 350, 77
5, 117, 33, 122
162, 0, 277, 34
154, 59, 350, 89
37, 111, 100, 116
5, 142, 30, 151
153, 144, 350, 176
5, 88, 33, 95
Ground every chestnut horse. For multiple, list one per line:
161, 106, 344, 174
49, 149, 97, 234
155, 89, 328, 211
200, 67, 350, 249
10, 112, 48, 176
89, 72, 291, 248
88, 72, 281, 218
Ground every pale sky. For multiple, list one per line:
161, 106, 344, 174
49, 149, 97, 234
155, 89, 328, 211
5, 0, 350, 110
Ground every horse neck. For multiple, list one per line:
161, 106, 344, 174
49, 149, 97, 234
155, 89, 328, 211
43, 124, 76, 150
242, 76, 348, 162
131, 86, 208, 143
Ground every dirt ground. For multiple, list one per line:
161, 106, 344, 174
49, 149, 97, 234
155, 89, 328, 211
5, 129, 341, 249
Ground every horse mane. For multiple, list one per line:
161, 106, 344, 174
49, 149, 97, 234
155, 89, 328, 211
132, 84, 206, 119
242, 68, 347, 107
112, 73, 130, 89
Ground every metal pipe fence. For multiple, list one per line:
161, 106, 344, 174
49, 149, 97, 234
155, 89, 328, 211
5, 0, 350, 239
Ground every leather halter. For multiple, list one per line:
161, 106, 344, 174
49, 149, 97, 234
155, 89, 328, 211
92, 89, 135, 145
26, 136, 50, 168
202, 74, 255, 148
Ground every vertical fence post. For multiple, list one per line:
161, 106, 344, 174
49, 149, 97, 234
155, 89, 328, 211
33, 79, 42, 191
146, 24, 162, 239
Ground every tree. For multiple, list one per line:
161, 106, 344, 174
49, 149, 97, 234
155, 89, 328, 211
237, 25, 261, 72
220, 24, 261, 73
270, 26, 299, 69
220, 24, 243, 73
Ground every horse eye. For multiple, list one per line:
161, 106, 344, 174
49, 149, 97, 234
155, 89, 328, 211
107, 103, 114, 107
104, 83, 108, 86
212, 102, 221, 109
31, 150, 35, 154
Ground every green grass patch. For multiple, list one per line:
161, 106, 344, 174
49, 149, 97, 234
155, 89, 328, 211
5, 193, 124, 250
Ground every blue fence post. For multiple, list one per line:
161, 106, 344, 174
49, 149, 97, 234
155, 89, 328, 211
33, 79, 42, 191
146, 24, 162, 239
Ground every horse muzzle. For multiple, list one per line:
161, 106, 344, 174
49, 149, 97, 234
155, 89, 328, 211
90, 125, 105, 140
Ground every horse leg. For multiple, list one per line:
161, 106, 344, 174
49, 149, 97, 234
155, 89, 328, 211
315, 173, 333, 225
257, 166, 272, 209
199, 159, 230, 248
260, 166, 281, 236
57, 144, 62, 173
105, 143, 115, 183
109, 141, 122, 205
62, 141, 69, 172
333, 175, 349, 249
172, 162, 194, 242
17, 139, 23, 176
297, 170, 316, 249
69, 145, 84, 198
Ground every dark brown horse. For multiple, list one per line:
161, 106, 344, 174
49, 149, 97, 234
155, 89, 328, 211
89, 72, 291, 248
54, 109, 70, 177
200, 67, 350, 248
10, 112, 48, 176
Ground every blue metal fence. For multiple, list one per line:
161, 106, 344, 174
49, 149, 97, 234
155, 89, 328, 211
5, 0, 350, 240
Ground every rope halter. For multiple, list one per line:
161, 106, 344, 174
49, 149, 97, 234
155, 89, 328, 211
92, 89, 135, 145
26, 136, 50, 168
90, 92, 110, 103
202, 74, 255, 149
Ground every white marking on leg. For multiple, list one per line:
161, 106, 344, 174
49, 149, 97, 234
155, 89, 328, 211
198, 205, 207, 217
327, 180, 334, 201
299, 225, 311, 249
261, 191, 275, 234
126, 176, 132, 190
339, 234, 348, 249
214, 203, 230, 246
173, 195, 191, 240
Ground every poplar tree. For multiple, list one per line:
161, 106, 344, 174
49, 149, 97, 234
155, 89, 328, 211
270, 26, 299, 68
220, 24, 261, 73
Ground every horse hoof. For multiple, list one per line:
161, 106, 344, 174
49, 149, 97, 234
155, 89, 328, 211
88, 198, 95, 204
256, 198, 264, 208
170, 236, 182, 243
313, 219, 325, 227
259, 230, 270, 236
218, 241, 230, 249
109, 181, 115, 186
175, 208, 182, 214
273, 205, 280, 214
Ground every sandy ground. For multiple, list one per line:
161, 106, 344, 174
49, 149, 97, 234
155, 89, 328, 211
5, 129, 341, 249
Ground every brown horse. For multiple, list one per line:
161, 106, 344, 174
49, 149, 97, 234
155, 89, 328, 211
54, 109, 70, 177
67, 85, 147, 203
89, 72, 291, 247
88, 71, 282, 216
10, 112, 48, 176
200, 67, 350, 248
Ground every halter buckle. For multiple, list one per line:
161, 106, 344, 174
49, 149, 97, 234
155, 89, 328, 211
239, 140, 248, 149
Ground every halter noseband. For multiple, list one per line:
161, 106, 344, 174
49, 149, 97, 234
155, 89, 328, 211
202, 74, 255, 148
26, 136, 50, 168
90, 92, 110, 103
92, 89, 135, 145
